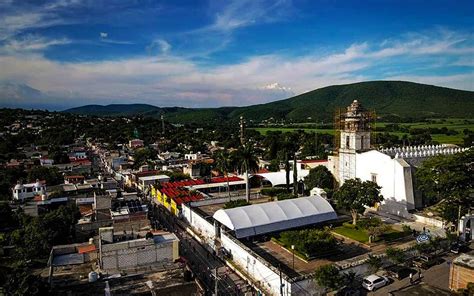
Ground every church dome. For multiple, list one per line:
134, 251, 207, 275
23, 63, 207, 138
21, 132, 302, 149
14, 183, 23, 190
34, 179, 42, 188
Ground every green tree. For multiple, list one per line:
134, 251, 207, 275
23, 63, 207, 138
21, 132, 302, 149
314, 264, 342, 290
278, 133, 300, 192
233, 143, 259, 202
385, 247, 406, 265
0, 203, 18, 229
215, 150, 234, 201
27, 166, 63, 186
4, 261, 48, 296
303, 165, 336, 195
366, 254, 382, 273
333, 178, 383, 225
415, 150, 473, 226
268, 159, 280, 172
132, 147, 157, 169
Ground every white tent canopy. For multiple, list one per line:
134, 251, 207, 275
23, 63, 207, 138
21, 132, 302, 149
213, 195, 337, 238
253, 170, 309, 187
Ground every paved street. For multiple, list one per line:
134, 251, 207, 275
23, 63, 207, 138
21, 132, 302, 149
370, 252, 457, 295
150, 203, 254, 295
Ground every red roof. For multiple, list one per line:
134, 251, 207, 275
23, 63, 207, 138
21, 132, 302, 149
159, 179, 204, 205
210, 176, 243, 183
300, 159, 327, 164
77, 244, 96, 254
134, 170, 161, 178
65, 175, 84, 179
71, 159, 91, 165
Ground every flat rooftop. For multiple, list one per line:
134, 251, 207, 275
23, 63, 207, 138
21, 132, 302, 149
48, 265, 196, 296
138, 175, 170, 181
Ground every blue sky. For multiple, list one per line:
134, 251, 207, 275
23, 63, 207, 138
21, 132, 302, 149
0, 0, 473, 109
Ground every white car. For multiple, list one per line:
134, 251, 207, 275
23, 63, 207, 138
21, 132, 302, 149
362, 274, 389, 291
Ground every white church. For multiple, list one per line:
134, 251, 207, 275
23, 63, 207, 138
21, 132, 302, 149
328, 100, 469, 218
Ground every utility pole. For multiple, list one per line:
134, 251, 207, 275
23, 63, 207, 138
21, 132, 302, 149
279, 263, 283, 296
161, 114, 165, 135
214, 267, 218, 296
239, 116, 245, 146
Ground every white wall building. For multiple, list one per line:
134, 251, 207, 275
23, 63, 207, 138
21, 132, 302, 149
13, 180, 47, 200
328, 100, 470, 217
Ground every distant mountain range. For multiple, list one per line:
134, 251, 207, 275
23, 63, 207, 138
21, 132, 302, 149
64, 81, 474, 123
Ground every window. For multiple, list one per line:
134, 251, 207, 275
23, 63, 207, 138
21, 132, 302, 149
346, 136, 350, 148
361, 136, 364, 149
371, 173, 377, 183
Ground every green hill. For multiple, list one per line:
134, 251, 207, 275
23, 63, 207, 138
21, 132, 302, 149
64, 81, 474, 123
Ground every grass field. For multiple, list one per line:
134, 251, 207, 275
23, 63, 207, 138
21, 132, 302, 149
332, 225, 408, 244
332, 226, 370, 243
251, 118, 473, 145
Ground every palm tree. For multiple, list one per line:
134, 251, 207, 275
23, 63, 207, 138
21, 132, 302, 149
279, 133, 300, 193
215, 150, 233, 201
233, 143, 259, 202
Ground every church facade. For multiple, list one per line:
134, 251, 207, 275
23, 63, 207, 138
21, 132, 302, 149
328, 100, 468, 217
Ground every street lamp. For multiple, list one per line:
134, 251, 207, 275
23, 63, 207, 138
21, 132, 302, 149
291, 245, 295, 271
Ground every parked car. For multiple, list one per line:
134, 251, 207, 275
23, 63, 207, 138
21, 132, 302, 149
450, 241, 469, 254
362, 274, 389, 291
412, 254, 442, 269
385, 265, 417, 280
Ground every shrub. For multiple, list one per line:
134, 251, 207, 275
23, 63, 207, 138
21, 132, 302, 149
357, 217, 382, 229
278, 229, 337, 258
366, 254, 382, 273
402, 224, 412, 233
276, 192, 297, 201
224, 199, 250, 209
260, 187, 287, 197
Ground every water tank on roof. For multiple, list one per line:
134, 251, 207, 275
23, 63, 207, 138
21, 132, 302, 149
14, 182, 23, 191
88, 271, 98, 283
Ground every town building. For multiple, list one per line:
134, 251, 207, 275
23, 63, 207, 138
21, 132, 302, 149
128, 139, 144, 149
98, 227, 179, 273
12, 180, 47, 200
449, 253, 474, 291
328, 100, 469, 217
64, 175, 85, 184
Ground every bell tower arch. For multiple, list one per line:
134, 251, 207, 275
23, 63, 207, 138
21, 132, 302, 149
338, 100, 371, 182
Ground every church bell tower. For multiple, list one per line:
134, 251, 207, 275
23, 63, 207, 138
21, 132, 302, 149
338, 100, 371, 183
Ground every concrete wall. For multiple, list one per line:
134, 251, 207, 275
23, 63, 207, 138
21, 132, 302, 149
413, 214, 445, 228
449, 263, 474, 291
182, 204, 216, 248
182, 204, 316, 295
220, 233, 292, 296
100, 238, 175, 272
189, 195, 248, 207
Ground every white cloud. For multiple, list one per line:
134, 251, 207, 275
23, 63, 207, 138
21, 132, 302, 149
0, 0, 81, 40
146, 39, 172, 55
261, 83, 292, 91
1, 35, 70, 53
209, 0, 293, 32
0, 29, 473, 108
100, 32, 108, 38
